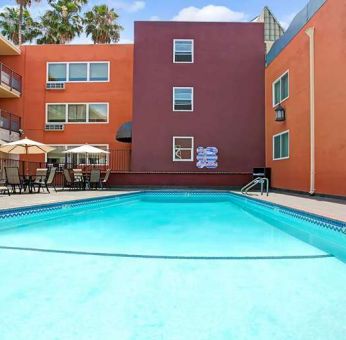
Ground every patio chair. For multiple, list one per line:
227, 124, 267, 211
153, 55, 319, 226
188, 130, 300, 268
100, 169, 111, 190
45, 167, 57, 193
32, 167, 57, 193
63, 169, 74, 190
0, 180, 10, 196
5, 167, 24, 194
89, 169, 101, 189
31, 168, 48, 193
73, 169, 84, 190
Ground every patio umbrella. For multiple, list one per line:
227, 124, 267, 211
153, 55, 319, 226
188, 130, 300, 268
0, 139, 5, 145
63, 144, 109, 166
0, 137, 55, 154
0, 137, 55, 176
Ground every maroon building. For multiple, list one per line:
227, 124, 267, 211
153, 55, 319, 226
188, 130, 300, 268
131, 21, 265, 184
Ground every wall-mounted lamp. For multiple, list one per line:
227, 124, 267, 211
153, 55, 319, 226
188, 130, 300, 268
274, 104, 286, 121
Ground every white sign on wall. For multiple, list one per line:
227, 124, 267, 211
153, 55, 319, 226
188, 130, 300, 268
196, 147, 218, 169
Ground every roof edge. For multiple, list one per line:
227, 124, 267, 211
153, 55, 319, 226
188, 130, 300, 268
266, 0, 327, 66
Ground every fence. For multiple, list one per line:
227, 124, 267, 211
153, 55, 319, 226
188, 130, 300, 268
0, 149, 131, 187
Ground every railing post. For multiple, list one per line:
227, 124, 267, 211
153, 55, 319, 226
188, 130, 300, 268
10, 69, 13, 91
9, 112, 12, 135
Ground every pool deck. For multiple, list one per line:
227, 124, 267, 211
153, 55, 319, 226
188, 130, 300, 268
0, 190, 134, 211
242, 191, 346, 222
0, 189, 345, 222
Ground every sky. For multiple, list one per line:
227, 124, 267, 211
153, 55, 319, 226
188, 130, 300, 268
0, 0, 308, 44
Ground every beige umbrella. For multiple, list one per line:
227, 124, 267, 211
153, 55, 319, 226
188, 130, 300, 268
0, 138, 55, 175
0, 139, 5, 145
63, 144, 109, 166
0, 137, 55, 154
63, 144, 109, 155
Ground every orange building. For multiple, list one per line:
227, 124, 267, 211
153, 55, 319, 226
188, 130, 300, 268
1, 43, 133, 169
265, 0, 346, 197
0, 35, 22, 146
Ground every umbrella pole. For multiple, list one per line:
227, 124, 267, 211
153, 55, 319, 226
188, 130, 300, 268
25, 145, 29, 176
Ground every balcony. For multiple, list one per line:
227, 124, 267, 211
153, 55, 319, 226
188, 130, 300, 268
0, 63, 22, 98
0, 35, 20, 56
0, 110, 21, 142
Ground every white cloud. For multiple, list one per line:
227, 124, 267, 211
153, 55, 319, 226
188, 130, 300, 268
150, 15, 160, 21
280, 12, 297, 30
0, 5, 16, 12
30, 2, 52, 18
172, 5, 246, 22
113, 1, 146, 13
119, 38, 134, 44
70, 34, 93, 45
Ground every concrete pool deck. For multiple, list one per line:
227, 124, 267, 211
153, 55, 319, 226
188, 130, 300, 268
0, 189, 345, 222
0, 190, 134, 210
243, 191, 346, 222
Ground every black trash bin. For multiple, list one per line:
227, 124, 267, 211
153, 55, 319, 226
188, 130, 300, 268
253, 167, 271, 187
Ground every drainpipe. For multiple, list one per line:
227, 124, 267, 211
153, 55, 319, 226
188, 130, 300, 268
305, 27, 315, 195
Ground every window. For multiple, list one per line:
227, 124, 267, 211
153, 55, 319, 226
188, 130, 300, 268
47, 62, 109, 83
273, 131, 289, 160
46, 145, 109, 165
68, 104, 87, 122
174, 39, 194, 63
47, 104, 66, 122
273, 71, 289, 106
46, 103, 108, 123
69, 63, 87, 81
48, 63, 66, 82
90, 63, 109, 81
173, 87, 193, 111
173, 137, 194, 161
89, 104, 108, 122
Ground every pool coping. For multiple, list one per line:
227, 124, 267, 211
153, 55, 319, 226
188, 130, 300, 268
0, 190, 345, 234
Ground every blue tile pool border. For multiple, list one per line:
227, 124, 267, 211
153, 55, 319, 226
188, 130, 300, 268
0, 190, 345, 234
228, 192, 346, 234
0, 192, 143, 220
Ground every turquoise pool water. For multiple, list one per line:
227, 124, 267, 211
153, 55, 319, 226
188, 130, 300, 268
0, 192, 346, 340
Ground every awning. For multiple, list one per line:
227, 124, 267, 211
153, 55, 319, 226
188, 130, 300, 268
116, 121, 132, 143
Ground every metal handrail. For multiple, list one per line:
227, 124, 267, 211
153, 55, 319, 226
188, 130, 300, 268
0, 62, 22, 93
0, 109, 21, 133
241, 177, 269, 196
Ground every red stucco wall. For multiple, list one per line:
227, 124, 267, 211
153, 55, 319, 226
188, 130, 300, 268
132, 21, 265, 173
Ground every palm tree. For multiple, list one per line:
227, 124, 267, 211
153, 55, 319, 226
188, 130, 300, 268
84, 5, 123, 44
0, 6, 41, 45
16, 0, 41, 45
37, 0, 85, 44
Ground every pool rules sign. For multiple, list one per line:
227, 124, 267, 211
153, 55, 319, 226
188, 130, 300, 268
196, 147, 218, 169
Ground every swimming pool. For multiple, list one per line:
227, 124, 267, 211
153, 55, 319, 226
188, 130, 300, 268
0, 192, 346, 339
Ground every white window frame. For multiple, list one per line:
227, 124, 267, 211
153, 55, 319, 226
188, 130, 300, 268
46, 103, 109, 124
173, 39, 194, 63
45, 144, 109, 165
273, 130, 290, 160
172, 136, 194, 162
272, 70, 289, 107
47, 61, 110, 83
173, 87, 194, 112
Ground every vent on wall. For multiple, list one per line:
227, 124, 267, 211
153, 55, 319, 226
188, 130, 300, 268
45, 124, 64, 131
46, 83, 65, 90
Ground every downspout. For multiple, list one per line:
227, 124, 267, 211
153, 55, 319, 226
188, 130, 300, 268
305, 27, 315, 195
